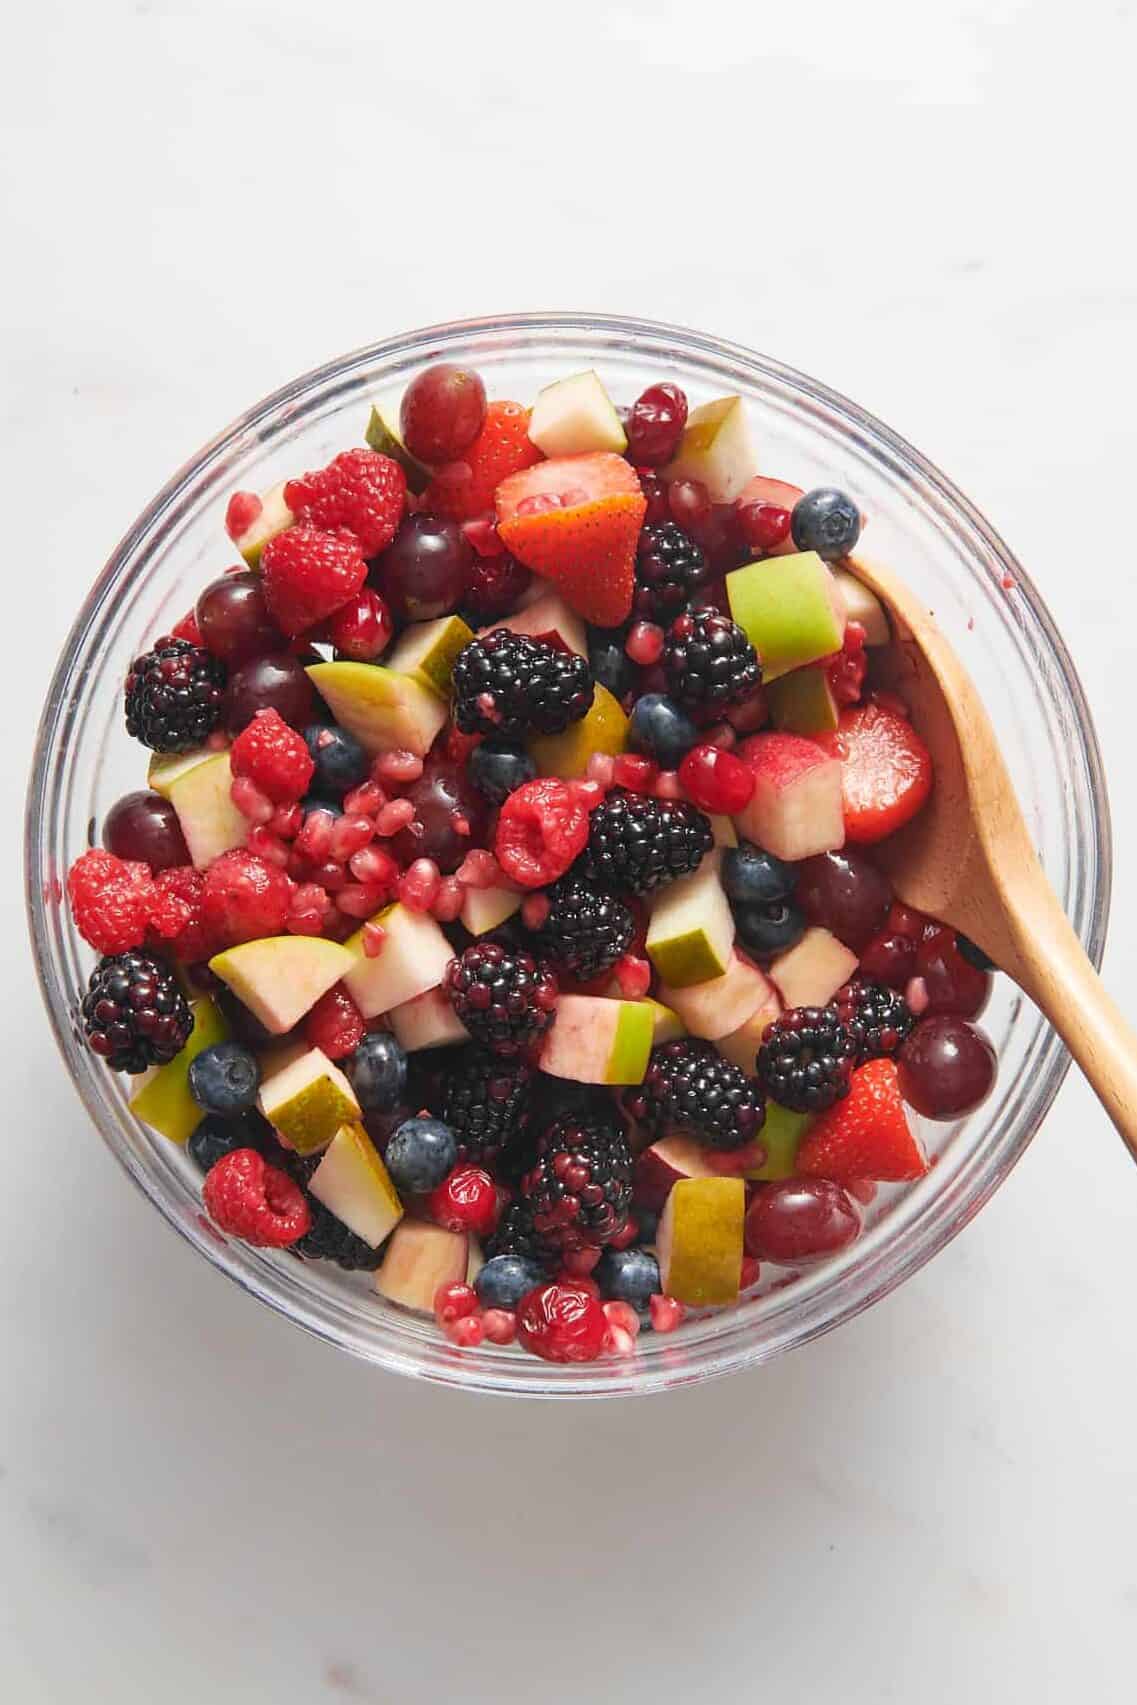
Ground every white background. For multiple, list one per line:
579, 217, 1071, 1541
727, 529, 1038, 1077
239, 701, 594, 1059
4, 2, 1137, 1700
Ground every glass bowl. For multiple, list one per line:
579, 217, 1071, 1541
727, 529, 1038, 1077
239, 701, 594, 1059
25, 313, 1110, 1398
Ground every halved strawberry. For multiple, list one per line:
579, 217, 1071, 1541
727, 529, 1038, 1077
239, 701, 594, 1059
815, 702, 932, 844
495, 453, 645, 626
420, 401, 542, 522
797, 1058, 928, 1183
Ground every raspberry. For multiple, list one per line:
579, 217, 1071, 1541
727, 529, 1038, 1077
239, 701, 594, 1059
495, 777, 591, 889
202, 849, 292, 947
461, 552, 532, 623
828, 620, 868, 706
427, 1165, 499, 1238
515, 1283, 608, 1363
124, 637, 226, 753
149, 866, 214, 962
327, 587, 393, 661
303, 983, 365, 1059
420, 401, 542, 522
202, 1148, 311, 1247
229, 708, 315, 805
81, 950, 194, 1073
482, 1308, 517, 1345
284, 448, 406, 557
67, 850, 155, 954
445, 942, 559, 1059
260, 526, 367, 636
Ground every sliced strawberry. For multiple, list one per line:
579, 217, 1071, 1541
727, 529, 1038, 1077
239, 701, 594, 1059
421, 401, 542, 522
797, 1058, 928, 1183
815, 702, 932, 844
495, 453, 645, 626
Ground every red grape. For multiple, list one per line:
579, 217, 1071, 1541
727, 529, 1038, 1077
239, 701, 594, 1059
195, 570, 283, 665
400, 364, 487, 464
744, 1179, 861, 1265
668, 477, 711, 533
796, 849, 892, 951
915, 926, 991, 1018
624, 383, 688, 466
391, 759, 490, 874
897, 1015, 996, 1118
859, 930, 918, 988
639, 470, 671, 525
102, 791, 190, 871
223, 653, 315, 736
373, 514, 473, 622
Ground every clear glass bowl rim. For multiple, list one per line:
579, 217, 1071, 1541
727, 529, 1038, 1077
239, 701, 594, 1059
25, 311, 1111, 1398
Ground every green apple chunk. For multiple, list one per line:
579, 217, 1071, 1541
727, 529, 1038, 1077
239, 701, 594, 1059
767, 665, 840, 735
459, 884, 522, 936
646, 851, 734, 989
233, 480, 294, 567
768, 926, 858, 1009
375, 1221, 468, 1313
744, 1101, 813, 1181
388, 986, 471, 1052
342, 903, 454, 1018
129, 996, 229, 1145
309, 1122, 403, 1246
716, 991, 782, 1072
147, 747, 212, 799
658, 950, 774, 1041
528, 370, 628, 456
832, 565, 889, 645
726, 552, 846, 681
484, 591, 587, 658
384, 614, 474, 698
167, 752, 247, 869
209, 935, 354, 1035
540, 994, 653, 1085
661, 395, 758, 502
528, 684, 628, 779
258, 1044, 361, 1154
641, 997, 685, 1045
658, 1176, 745, 1306
364, 404, 432, 493
305, 662, 448, 758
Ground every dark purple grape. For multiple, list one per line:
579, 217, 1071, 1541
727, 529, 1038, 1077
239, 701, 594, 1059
372, 515, 473, 621
102, 791, 190, 871
196, 570, 284, 665
222, 652, 315, 736
391, 759, 490, 874
400, 364, 486, 463
797, 849, 893, 952
744, 1178, 861, 1265
897, 1016, 996, 1119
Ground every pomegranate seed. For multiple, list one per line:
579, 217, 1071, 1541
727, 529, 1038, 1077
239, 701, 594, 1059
375, 799, 416, 836
482, 1308, 517, 1345
461, 514, 506, 556
434, 1281, 479, 1325
295, 808, 336, 863
521, 893, 551, 930
570, 779, 604, 810
362, 921, 386, 958
269, 803, 304, 839
652, 770, 683, 800
230, 775, 274, 823
371, 750, 424, 787
906, 975, 931, 1015
245, 825, 290, 868
614, 954, 651, 999
311, 859, 347, 893
586, 752, 616, 788
344, 780, 386, 816
348, 844, 398, 887
649, 1294, 686, 1333
225, 490, 262, 539
398, 858, 441, 912
330, 815, 375, 861
456, 848, 500, 889
336, 882, 386, 918
328, 587, 393, 662
612, 753, 658, 793
445, 1314, 485, 1348
678, 745, 755, 814
626, 622, 665, 666
603, 1300, 641, 1340
736, 500, 791, 552
605, 1321, 638, 1356
432, 876, 465, 921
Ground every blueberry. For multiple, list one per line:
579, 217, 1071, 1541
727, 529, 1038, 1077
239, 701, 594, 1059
589, 628, 634, 701
628, 693, 697, 768
734, 898, 807, 958
790, 487, 862, 561
384, 1116, 457, 1194
469, 739, 537, 805
303, 724, 369, 801
595, 1246, 660, 1310
188, 1042, 261, 1115
722, 841, 796, 907
187, 1110, 277, 1173
344, 1032, 407, 1113
475, 1254, 546, 1311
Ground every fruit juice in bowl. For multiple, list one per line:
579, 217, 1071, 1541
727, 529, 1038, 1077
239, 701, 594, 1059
28, 315, 1107, 1395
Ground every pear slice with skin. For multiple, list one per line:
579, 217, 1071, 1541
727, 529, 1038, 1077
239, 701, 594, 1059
658, 1176, 745, 1306
209, 935, 354, 1035
309, 1123, 403, 1246
129, 996, 229, 1145
305, 662, 448, 758
167, 752, 246, 868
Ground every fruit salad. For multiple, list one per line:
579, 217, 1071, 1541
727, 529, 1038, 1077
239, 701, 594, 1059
64, 361, 999, 1367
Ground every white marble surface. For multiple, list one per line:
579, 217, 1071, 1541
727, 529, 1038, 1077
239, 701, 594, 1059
5, 2, 1137, 1699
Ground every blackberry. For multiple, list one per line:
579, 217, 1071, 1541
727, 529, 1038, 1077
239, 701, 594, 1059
81, 950, 194, 1074
632, 522, 711, 623
524, 873, 635, 980
829, 978, 915, 1063
444, 941, 559, 1058
451, 629, 594, 739
124, 636, 227, 753
485, 1200, 556, 1270
440, 1047, 533, 1169
626, 1040, 765, 1151
662, 608, 761, 712
757, 1006, 855, 1113
583, 789, 712, 897
519, 1113, 635, 1252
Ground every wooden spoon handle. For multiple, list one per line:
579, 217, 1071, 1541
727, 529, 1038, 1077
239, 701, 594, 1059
1005, 885, 1137, 1162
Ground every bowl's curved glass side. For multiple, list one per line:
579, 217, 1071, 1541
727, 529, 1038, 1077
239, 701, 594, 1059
26, 314, 1110, 1397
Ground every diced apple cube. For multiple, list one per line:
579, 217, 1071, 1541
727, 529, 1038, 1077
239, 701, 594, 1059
540, 995, 654, 1086
342, 903, 454, 1019
483, 592, 587, 659
646, 851, 734, 989
716, 990, 783, 1072
209, 936, 355, 1035
633, 1135, 719, 1213
734, 732, 845, 861
767, 927, 858, 1009
305, 661, 448, 758
459, 884, 522, 936
658, 1176, 745, 1306
658, 951, 774, 1041
375, 1222, 468, 1313
167, 752, 247, 869
662, 396, 758, 502
528, 370, 627, 456
310, 1122, 403, 1246
388, 986, 471, 1052
833, 564, 890, 645
726, 552, 846, 681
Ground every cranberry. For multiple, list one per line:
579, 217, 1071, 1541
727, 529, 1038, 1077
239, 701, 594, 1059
736, 501, 792, 553
428, 1165, 498, 1237
624, 383, 688, 466
678, 745, 755, 814
897, 1015, 997, 1119
516, 1283, 608, 1363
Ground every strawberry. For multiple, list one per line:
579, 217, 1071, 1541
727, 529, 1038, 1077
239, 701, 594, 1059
284, 448, 405, 556
796, 1058, 928, 1183
815, 702, 932, 844
495, 453, 646, 626
421, 401, 542, 523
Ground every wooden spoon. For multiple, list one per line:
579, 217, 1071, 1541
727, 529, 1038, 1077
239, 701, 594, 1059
844, 551, 1137, 1159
